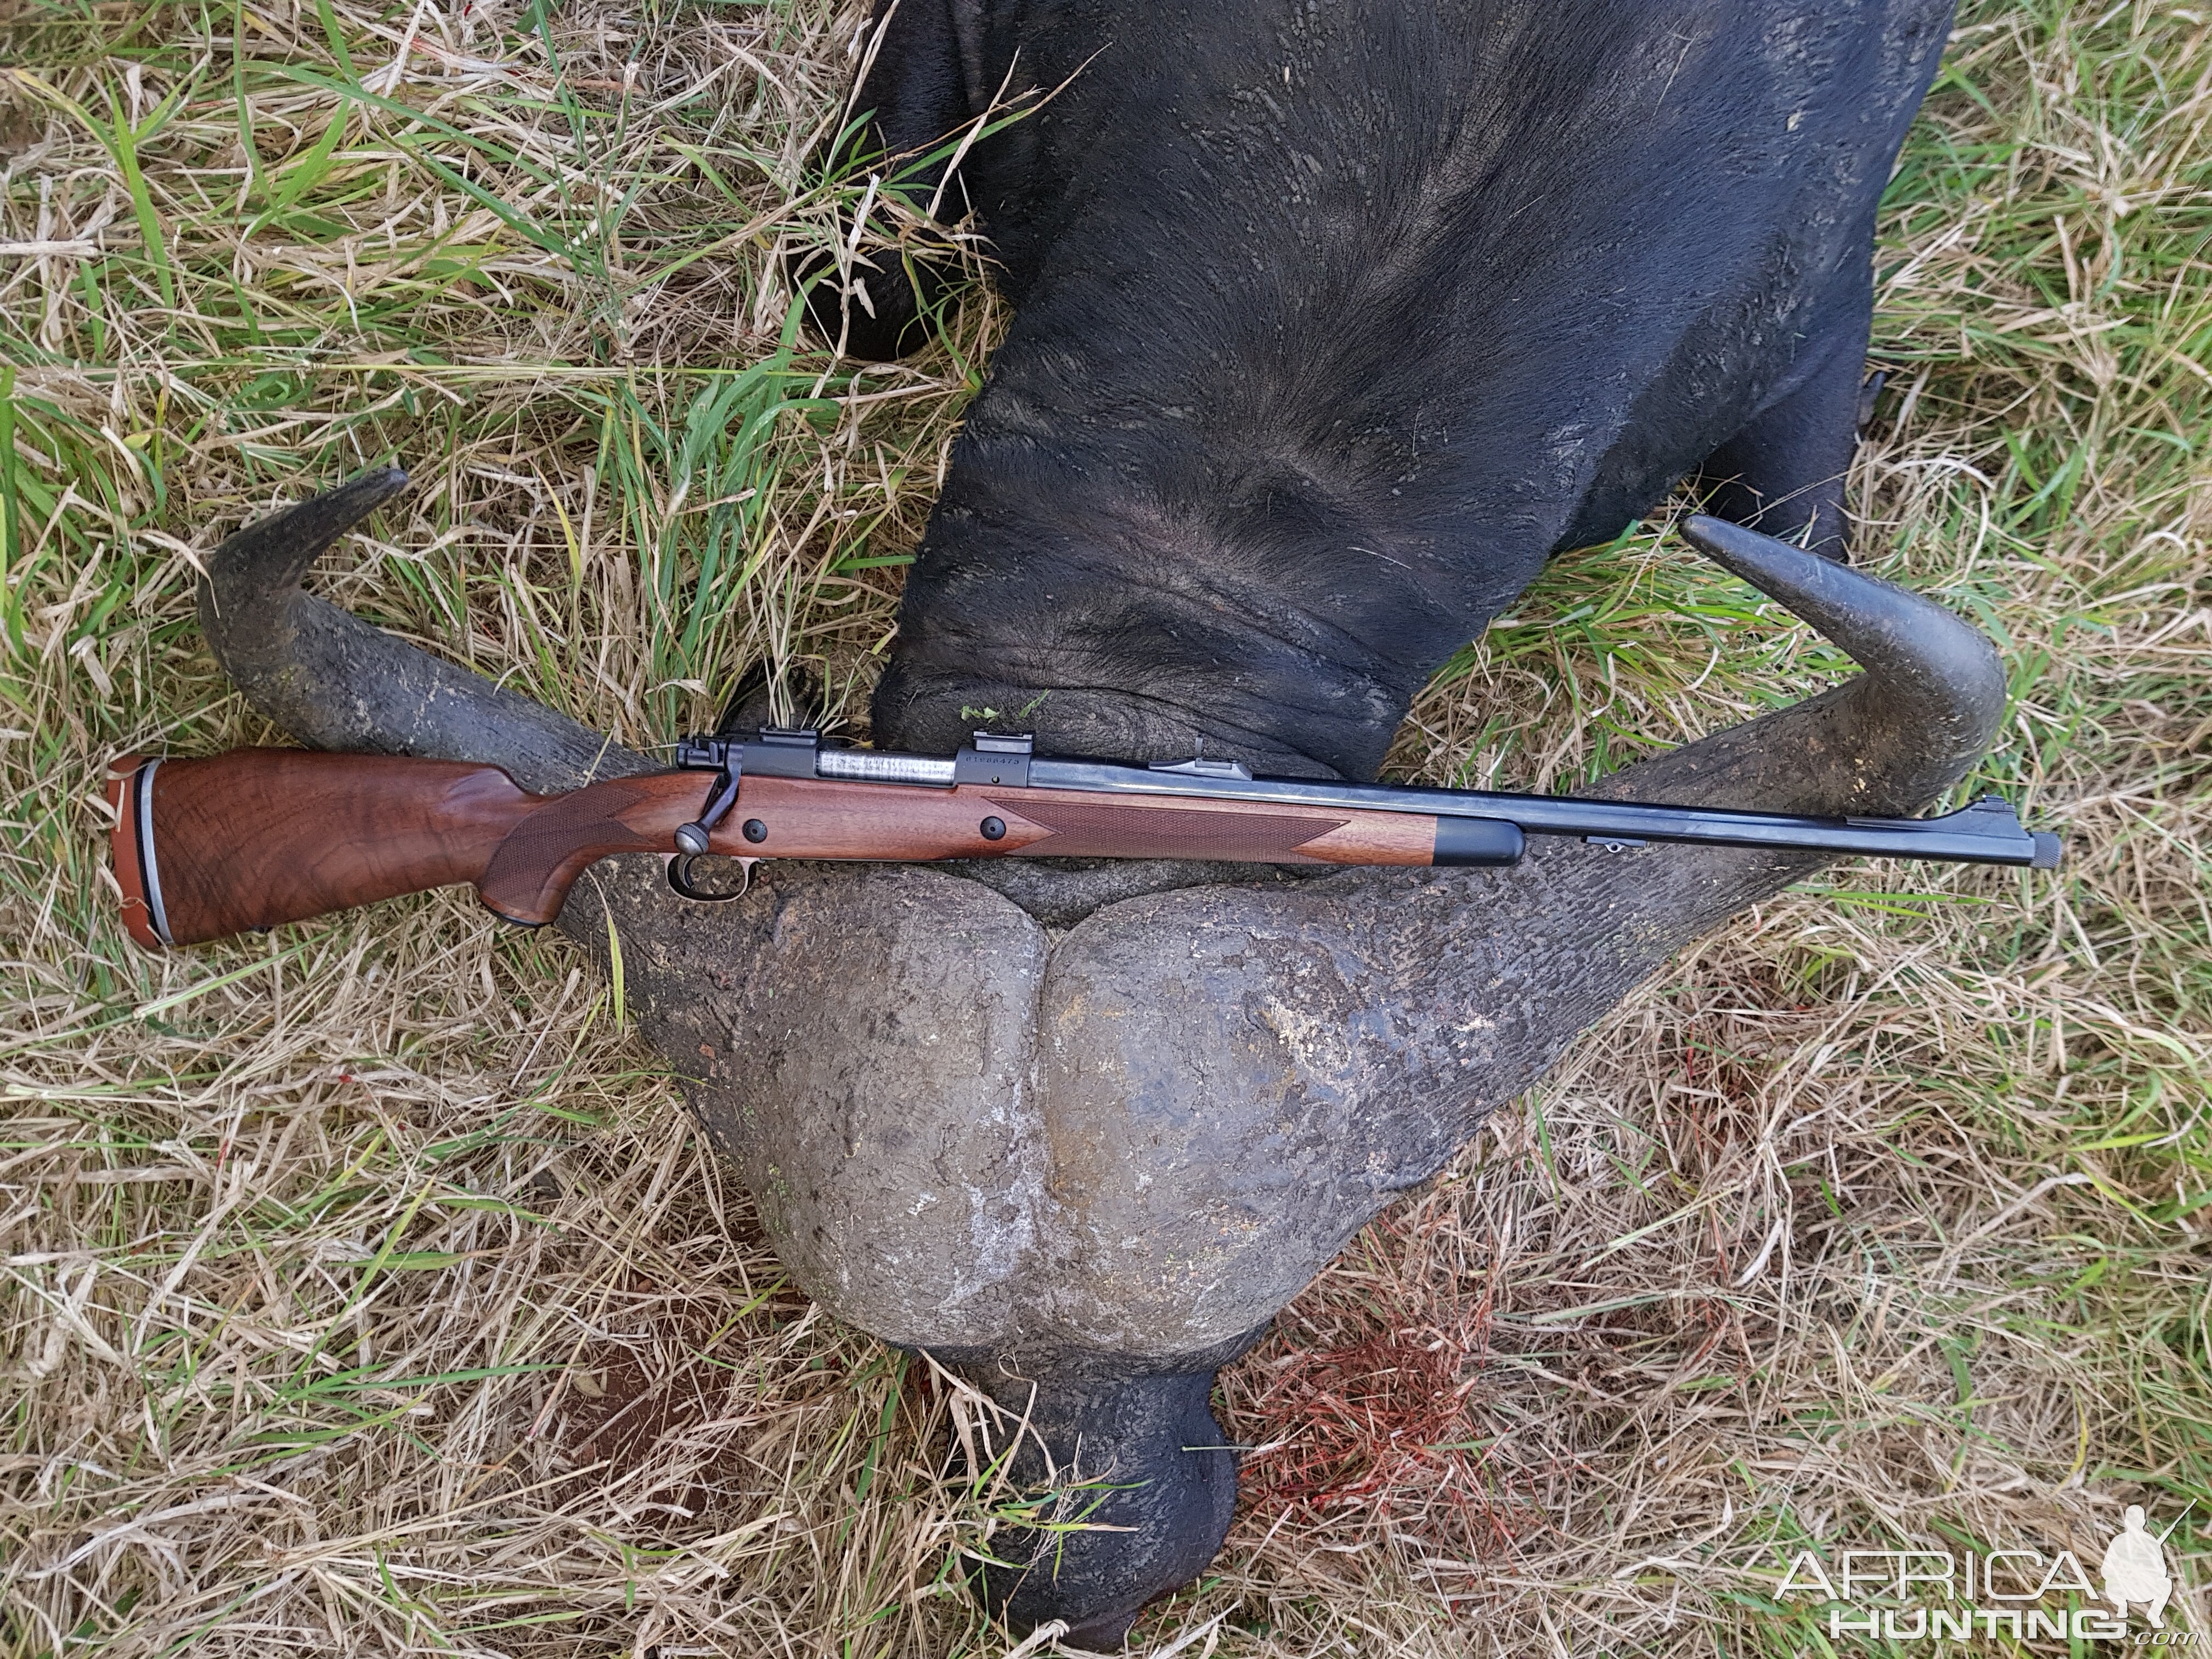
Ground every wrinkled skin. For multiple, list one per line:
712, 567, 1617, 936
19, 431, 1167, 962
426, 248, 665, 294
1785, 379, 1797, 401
183, 2, 1996, 1645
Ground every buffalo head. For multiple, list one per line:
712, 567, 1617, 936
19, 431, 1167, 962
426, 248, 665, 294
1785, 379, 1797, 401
195, 460, 2002, 1645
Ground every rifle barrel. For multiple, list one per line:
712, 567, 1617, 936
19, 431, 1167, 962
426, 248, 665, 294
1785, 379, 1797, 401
1024, 760, 2062, 869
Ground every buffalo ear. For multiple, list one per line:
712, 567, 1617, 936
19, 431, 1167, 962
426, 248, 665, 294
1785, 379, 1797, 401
711, 660, 825, 735
797, 0, 989, 360
199, 470, 652, 794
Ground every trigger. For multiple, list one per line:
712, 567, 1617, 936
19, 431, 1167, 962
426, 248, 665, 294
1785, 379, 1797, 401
666, 852, 755, 903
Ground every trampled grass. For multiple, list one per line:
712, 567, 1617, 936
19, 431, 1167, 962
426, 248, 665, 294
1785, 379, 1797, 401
2, 1, 2207, 1655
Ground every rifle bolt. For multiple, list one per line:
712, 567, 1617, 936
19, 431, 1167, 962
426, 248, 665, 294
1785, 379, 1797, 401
742, 819, 769, 843
980, 817, 1006, 841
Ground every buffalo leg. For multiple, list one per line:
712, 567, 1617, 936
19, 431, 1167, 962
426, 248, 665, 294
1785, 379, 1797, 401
1695, 284, 1874, 562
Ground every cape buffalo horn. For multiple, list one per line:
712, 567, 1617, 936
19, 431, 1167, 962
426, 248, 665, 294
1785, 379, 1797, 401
198, 468, 651, 794
1593, 514, 2008, 818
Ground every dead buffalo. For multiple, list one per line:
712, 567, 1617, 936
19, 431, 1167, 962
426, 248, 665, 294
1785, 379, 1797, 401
193, 0, 1993, 1645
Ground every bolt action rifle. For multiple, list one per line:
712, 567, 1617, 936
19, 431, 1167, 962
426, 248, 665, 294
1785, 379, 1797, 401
106, 727, 2061, 950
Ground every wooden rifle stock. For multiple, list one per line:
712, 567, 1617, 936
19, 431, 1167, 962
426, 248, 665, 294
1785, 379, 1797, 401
107, 748, 1462, 947
108, 750, 545, 947
472, 771, 1446, 923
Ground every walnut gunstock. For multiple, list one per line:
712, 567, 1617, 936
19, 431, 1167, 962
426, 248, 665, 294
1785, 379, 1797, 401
472, 772, 1449, 925
108, 749, 543, 948
109, 752, 1474, 947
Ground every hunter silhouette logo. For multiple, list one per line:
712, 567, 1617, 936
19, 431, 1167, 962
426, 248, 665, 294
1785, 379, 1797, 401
2102, 1506, 2174, 1628
1774, 1506, 2192, 1645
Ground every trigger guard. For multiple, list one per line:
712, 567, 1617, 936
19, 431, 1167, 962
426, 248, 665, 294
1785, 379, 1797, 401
666, 851, 755, 903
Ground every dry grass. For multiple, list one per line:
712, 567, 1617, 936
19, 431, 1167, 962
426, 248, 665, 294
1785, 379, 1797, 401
2, 0, 2207, 1654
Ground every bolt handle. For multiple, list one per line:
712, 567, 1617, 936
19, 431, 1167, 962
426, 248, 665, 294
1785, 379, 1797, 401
674, 759, 743, 856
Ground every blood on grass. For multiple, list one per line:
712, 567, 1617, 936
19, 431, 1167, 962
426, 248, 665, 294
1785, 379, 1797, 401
1222, 1208, 1536, 1571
